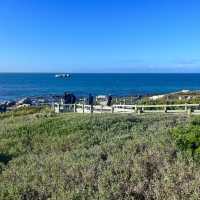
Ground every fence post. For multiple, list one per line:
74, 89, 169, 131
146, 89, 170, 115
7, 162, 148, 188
82, 103, 85, 113
134, 105, 137, 113
58, 104, 60, 113
111, 106, 114, 113
91, 105, 93, 114
141, 106, 144, 113
187, 107, 191, 116
74, 104, 76, 113
51, 103, 54, 111
185, 104, 188, 112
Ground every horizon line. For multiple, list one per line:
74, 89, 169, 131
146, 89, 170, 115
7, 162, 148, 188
2, 72, 200, 74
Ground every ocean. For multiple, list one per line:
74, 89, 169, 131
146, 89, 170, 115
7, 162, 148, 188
1, 73, 200, 101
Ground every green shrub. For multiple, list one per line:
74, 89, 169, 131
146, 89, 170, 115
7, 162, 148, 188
172, 116, 200, 160
1, 110, 200, 199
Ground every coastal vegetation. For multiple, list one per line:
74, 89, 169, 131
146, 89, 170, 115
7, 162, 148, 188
138, 96, 200, 105
172, 116, 200, 161
1, 108, 200, 199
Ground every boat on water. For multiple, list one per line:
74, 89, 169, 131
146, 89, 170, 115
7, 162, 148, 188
55, 73, 71, 79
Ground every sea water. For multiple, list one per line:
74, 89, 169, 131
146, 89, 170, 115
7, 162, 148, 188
1, 73, 200, 100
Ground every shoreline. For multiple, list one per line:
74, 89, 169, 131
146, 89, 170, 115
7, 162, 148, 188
1, 89, 200, 112
0, 93, 149, 104
0, 90, 181, 103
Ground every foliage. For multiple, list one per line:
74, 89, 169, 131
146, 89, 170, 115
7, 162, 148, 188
1, 108, 200, 199
172, 116, 200, 160
137, 96, 200, 105
0, 106, 49, 120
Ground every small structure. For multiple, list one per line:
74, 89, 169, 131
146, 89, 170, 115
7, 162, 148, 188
96, 95, 112, 106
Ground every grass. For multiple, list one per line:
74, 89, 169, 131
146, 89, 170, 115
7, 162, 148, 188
0, 108, 200, 199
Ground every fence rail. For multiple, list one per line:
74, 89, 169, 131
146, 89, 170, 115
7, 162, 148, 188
53, 103, 200, 115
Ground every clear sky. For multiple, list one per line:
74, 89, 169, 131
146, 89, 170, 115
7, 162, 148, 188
0, 0, 200, 73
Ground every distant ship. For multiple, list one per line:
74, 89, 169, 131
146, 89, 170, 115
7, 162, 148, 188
55, 73, 71, 79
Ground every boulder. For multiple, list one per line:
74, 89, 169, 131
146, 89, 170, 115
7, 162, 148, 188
107, 95, 112, 106
0, 103, 6, 113
16, 104, 31, 109
88, 94, 94, 105
17, 97, 32, 106
6, 101, 16, 107
63, 93, 76, 104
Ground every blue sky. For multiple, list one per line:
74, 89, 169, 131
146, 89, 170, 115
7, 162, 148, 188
0, 0, 200, 73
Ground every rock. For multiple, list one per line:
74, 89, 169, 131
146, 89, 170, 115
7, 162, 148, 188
6, 101, 16, 107
63, 93, 76, 104
17, 97, 32, 106
16, 104, 31, 109
0, 103, 7, 113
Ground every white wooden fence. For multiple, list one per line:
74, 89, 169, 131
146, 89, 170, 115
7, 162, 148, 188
53, 103, 200, 115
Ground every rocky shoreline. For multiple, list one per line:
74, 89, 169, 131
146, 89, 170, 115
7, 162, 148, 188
0, 93, 145, 113
2, 90, 200, 113
0, 95, 63, 112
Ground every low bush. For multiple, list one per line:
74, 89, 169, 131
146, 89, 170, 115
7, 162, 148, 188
1, 108, 200, 199
172, 116, 200, 160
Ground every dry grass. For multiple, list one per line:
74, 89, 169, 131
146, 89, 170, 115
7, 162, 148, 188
0, 109, 199, 199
